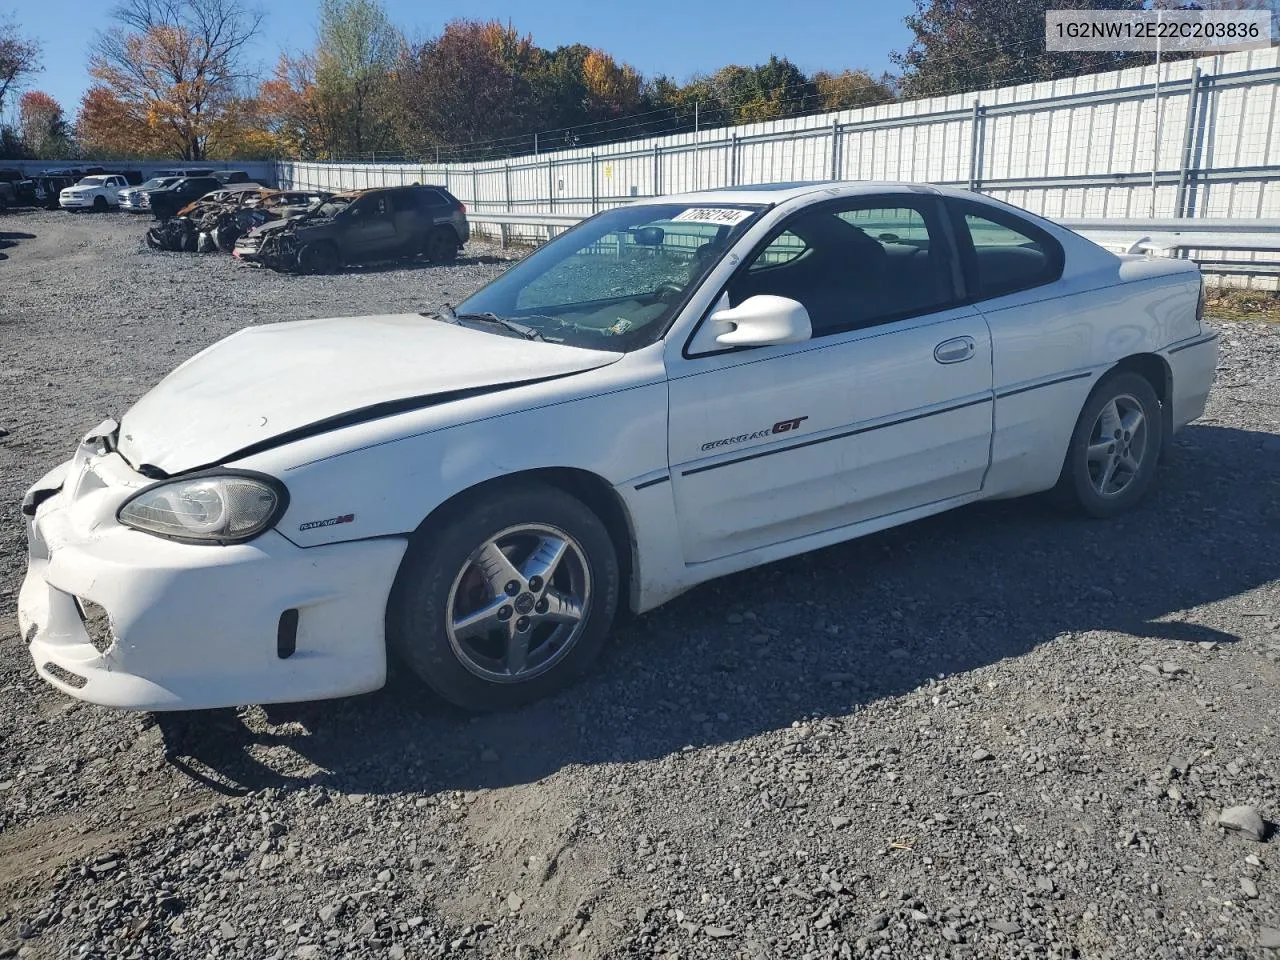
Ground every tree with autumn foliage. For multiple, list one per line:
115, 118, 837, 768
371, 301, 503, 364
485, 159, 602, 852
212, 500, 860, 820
18, 90, 74, 157
82, 0, 263, 159
256, 52, 328, 159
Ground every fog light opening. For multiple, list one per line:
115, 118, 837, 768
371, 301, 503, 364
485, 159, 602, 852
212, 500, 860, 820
277, 609, 298, 659
75, 598, 116, 654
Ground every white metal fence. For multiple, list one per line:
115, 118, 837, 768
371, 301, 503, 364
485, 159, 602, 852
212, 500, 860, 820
278, 47, 1280, 285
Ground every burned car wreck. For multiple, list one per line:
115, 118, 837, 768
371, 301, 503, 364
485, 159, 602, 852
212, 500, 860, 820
146, 187, 332, 254
234, 184, 469, 273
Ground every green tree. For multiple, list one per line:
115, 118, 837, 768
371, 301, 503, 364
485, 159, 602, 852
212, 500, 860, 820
812, 69, 896, 111
394, 20, 539, 157
891, 0, 1174, 98
314, 0, 402, 157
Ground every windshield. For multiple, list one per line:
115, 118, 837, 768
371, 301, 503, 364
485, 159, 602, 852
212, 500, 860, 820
77, 177, 109, 186
454, 202, 763, 351
139, 177, 176, 190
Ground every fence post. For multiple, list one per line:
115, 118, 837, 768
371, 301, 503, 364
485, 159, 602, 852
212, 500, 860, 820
830, 120, 841, 181
548, 157, 555, 211
504, 162, 512, 212
1175, 66, 1202, 219
653, 144, 661, 198
730, 134, 738, 186
967, 100, 984, 192
591, 154, 598, 213
471, 167, 478, 210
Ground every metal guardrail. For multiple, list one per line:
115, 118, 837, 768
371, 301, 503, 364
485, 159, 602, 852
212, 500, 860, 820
469, 210, 1280, 277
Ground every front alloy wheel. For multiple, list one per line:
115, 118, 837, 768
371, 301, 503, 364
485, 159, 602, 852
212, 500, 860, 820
388, 483, 619, 711
446, 524, 590, 683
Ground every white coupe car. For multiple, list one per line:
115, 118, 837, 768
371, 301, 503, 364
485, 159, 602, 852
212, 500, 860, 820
20, 181, 1218, 712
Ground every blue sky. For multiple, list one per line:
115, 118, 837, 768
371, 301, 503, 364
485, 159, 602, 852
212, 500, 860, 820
7, 0, 917, 118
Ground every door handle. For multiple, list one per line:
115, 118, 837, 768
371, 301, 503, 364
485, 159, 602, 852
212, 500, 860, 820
934, 336, 975, 364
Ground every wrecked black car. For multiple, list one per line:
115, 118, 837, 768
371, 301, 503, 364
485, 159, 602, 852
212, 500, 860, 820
145, 187, 331, 253
233, 185, 469, 273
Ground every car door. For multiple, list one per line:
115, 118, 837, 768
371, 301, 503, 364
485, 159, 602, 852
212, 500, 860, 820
345, 195, 399, 257
944, 197, 1088, 497
667, 195, 994, 564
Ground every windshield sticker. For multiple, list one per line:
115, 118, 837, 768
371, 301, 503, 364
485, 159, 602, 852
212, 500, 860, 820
671, 207, 753, 226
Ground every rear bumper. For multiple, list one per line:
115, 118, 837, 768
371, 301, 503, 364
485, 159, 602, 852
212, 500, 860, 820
19, 457, 407, 711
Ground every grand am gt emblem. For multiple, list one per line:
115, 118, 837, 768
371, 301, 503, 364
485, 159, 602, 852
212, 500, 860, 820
701, 417, 808, 452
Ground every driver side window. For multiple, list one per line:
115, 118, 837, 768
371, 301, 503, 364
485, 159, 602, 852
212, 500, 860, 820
729, 200, 956, 338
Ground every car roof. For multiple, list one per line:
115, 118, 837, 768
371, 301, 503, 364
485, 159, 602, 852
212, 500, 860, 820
649, 180, 984, 207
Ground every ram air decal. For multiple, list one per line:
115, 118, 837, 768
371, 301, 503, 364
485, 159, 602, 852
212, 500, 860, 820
299, 513, 355, 532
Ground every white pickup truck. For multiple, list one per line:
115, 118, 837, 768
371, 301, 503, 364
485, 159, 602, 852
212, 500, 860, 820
60, 175, 130, 212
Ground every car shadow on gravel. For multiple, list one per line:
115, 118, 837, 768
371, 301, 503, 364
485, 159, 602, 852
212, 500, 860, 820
155, 422, 1280, 798
0, 230, 37, 262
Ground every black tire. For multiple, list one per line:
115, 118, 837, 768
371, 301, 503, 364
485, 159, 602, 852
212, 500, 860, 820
213, 224, 240, 252
1052, 369, 1163, 519
387, 483, 620, 711
424, 227, 459, 263
92, 196, 108, 212
297, 241, 339, 274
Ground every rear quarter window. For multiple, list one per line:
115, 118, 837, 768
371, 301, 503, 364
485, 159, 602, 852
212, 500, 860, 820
951, 200, 1064, 301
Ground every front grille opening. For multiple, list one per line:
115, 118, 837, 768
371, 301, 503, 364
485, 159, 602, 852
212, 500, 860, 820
42, 662, 87, 689
75, 598, 116, 654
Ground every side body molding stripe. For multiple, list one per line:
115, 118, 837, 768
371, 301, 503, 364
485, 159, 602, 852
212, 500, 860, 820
680, 395, 993, 478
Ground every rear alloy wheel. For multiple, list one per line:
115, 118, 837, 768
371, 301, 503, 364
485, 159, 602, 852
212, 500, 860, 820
297, 241, 338, 274
1053, 370, 1163, 518
92, 196, 108, 212
424, 227, 458, 264
388, 484, 619, 711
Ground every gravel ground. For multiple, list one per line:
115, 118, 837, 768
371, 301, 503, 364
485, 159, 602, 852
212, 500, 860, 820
0, 208, 1278, 960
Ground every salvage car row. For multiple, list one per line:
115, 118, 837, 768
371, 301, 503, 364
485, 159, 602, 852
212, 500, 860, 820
150, 181, 471, 273
0, 166, 252, 212
3, 166, 473, 273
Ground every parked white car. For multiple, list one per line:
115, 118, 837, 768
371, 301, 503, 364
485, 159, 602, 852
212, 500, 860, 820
20, 182, 1218, 712
119, 176, 182, 213
60, 175, 129, 211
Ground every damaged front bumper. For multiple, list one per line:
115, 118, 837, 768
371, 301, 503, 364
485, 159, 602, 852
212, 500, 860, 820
18, 429, 406, 710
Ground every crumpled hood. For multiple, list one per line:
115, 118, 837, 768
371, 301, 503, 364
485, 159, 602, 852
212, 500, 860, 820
117, 314, 621, 473
247, 218, 294, 237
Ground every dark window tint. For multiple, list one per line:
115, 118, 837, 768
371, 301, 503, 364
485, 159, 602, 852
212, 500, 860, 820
354, 195, 390, 217
415, 188, 448, 209
729, 201, 956, 337
954, 202, 1063, 299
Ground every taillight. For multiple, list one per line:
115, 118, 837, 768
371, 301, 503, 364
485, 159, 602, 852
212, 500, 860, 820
458, 202, 467, 214
1196, 276, 1205, 330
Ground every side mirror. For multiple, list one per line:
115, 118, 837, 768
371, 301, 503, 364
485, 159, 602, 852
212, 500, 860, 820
710, 295, 812, 347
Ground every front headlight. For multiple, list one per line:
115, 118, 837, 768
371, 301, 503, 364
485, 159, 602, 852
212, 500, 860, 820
117, 472, 287, 543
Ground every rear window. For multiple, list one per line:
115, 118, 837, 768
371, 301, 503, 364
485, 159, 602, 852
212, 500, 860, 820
951, 200, 1064, 300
